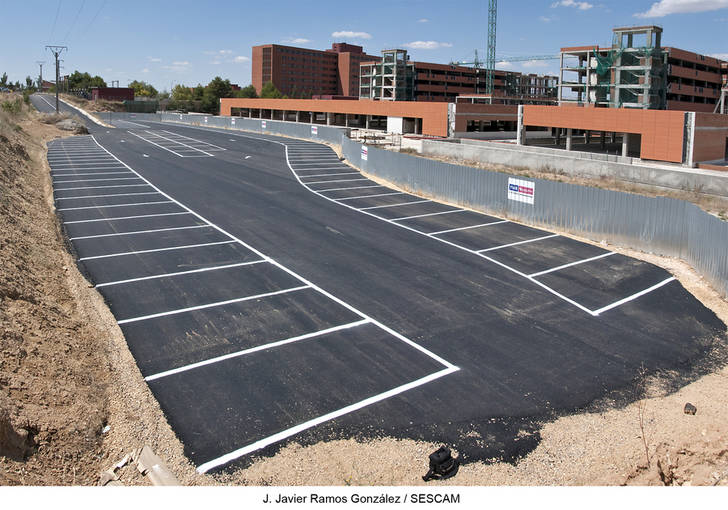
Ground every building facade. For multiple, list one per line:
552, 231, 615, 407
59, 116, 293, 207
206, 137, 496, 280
360, 49, 557, 103
251, 43, 380, 98
559, 26, 727, 112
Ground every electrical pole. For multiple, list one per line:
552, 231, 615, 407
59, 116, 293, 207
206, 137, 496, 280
36, 61, 45, 90
45, 45, 67, 112
486, 0, 497, 95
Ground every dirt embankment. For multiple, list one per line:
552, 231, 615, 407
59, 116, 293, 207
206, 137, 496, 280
59, 94, 125, 113
0, 94, 203, 485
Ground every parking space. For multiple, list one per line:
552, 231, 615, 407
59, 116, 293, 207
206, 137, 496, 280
128, 130, 227, 157
48, 134, 457, 474
284, 139, 680, 318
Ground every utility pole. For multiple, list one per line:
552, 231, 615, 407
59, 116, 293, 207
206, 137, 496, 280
486, 0, 497, 95
45, 45, 67, 112
36, 61, 45, 90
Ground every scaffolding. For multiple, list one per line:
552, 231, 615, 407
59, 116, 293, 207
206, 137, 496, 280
558, 25, 667, 109
359, 49, 415, 101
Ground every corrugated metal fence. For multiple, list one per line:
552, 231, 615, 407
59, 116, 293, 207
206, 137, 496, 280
99, 112, 728, 298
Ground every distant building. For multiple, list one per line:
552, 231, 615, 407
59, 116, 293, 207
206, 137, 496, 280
359, 49, 558, 103
90, 87, 134, 102
559, 25, 727, 112
252, 42, 380, 98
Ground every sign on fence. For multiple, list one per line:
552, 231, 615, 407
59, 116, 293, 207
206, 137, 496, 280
261, 120, 267, 129
507, 178, 535, 205
361, 146, 368, 161
311, 125, 318, 136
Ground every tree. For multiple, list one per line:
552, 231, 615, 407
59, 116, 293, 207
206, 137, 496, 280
67, 71, 106, 90
129, 80, 158, 98
235, 84, 257, 98
25, 76, 34, 90
260, 81, 284, 99
171, 84, 193, 101
0, 73, 7, 87
192, 85, 205, 100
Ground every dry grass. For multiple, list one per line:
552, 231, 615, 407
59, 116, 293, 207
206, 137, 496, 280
407, 150, 728, 217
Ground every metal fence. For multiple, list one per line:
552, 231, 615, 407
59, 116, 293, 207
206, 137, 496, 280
342, 137, 728, 298
98, 111, 728, 298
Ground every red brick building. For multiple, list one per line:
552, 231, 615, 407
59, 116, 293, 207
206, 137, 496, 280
252, 43, 380, 98
90, 87, 134, 102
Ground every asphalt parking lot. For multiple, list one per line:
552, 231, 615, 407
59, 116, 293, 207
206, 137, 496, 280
42, 105, 725, 473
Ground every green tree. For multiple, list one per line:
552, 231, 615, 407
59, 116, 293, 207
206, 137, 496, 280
0, 73, 8, 87
260, 81, 284, 99
171, 84, 193, 101
25, 76, 34, 90
67, 71, 106, 90
235, 84, 257, 98
192, 85, 205, 100
129, 80, 158, 98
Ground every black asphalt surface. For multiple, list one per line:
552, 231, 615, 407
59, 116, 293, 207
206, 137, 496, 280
36, 98, 726, 473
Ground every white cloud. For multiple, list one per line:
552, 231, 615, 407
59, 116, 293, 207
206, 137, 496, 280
402, 40, 453, 50
233, 56, 249, 63
551, 0, 593, 9
147, 57, 162, 63
204, 49, 233, 56
522, 60, 549, 68
539, 15, 557, 22
635, 0, 728, 17
331, 30, 372, 39
417, 18, 429, 23
497, 61, 514, 68
282, 37, 311, 44
141, 68, 150, 73
163, 61, 190, 73
709, 52, 728, 60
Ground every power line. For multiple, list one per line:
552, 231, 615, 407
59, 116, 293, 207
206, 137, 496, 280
49, 0, 62, 41
82, 0, 108, 37
63, 0, 86, 43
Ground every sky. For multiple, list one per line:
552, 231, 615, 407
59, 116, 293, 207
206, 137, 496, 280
1, 0, 727, 91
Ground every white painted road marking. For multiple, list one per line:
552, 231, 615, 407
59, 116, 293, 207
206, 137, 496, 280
95, 260, 267, 288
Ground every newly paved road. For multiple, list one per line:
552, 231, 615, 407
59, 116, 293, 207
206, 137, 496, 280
34, 96, 726, 473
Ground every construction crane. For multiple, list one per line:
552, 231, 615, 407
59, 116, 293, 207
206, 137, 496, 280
486, 0, 497, 94
452, 54, 560, 66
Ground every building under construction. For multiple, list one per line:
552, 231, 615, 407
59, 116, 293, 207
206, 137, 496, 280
558, 25, 726, 112
358, 48, 558, 103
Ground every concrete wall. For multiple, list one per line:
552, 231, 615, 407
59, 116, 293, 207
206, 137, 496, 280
694, 113, 728, 163
421, 138, 728, 196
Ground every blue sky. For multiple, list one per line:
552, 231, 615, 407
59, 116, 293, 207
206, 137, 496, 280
1, 0, 727, 90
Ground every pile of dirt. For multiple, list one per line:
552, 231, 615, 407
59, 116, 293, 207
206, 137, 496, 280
0, 93, 202, 485
60, 94, 125, 113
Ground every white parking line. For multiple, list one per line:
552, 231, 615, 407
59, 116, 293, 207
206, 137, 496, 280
477, 234, 559, 253
359, 199, 431, 211
58, 200, 173, 211
54, 177, 142, 183
128, 131, 186, 157
336, 192, 405, 201
55, 191, 160, 201
428, 220, 509, 236
161, 130, 227, 151
69, 224, 208, 240
64, 212, 191, 224
196, 365, 458, 474
56, 184, 149, 191
529, 252, 616, 278
144, 319, 371, 382
299, 172, 360, 178
78, 240, 237, 261
146, 130, 215, 156
305, 178, 370, 185
591, 277, 676, 316
316, 185, 383, 192
117, 285, 311, 325
391, 209, 465, 221
52, 172, 133, 177
95, 260, 267, 288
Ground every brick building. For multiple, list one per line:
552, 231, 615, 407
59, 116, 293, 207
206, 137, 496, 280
251, 42, 380, 98
559, 26, 727, 112
359, 49, 557, 103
